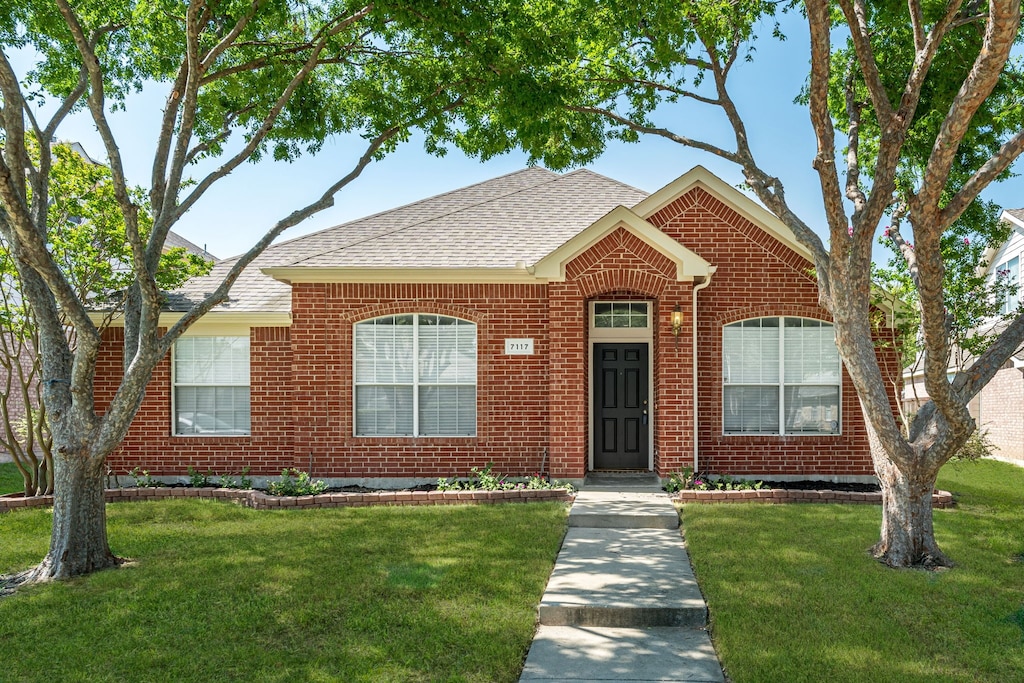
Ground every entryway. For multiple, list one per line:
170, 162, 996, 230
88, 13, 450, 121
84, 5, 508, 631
592, 342, 650, 469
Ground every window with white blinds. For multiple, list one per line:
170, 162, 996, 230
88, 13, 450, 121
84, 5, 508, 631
354, 314, 477, 436
722, 317, 840, 435
173, 336, 251, 436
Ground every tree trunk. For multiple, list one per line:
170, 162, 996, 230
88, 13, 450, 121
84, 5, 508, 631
870, 452, 950, 568
18, 450, 121, 583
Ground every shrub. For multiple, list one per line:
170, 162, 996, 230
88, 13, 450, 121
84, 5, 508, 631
267, 469, 327, 496
954, 428, 996, 461
437, 464, 575, 493
188, 467, 213, 488
128, 467, 161, 488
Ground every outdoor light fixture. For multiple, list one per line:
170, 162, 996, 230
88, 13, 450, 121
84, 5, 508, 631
671, 304, 683, 337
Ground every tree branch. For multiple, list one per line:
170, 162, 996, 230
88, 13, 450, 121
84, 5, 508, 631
940, 129, 1024, 226
837, 0, 896, 126
915, 0, 1020, 217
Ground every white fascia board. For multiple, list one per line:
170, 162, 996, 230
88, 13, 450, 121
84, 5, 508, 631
89, 310, 291, 329
532, 205, 711, 281
261, 267, 542, 284
1001, 209, 1024, 233
632, 165, 815, 263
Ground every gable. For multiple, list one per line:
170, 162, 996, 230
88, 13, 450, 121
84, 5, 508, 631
632, 166, 814, 264
532, 206, 711, 282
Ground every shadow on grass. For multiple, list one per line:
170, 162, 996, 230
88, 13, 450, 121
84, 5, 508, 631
683, 459, 1024, 683
0, 500, 568, 682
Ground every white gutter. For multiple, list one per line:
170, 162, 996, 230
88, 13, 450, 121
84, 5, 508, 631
692, 267, 716, 473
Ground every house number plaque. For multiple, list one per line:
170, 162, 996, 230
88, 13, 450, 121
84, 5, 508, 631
504, 338, 534, 355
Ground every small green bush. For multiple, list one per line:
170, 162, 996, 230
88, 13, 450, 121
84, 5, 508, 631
438, 462, 575, 493
267, 468, 327, 496
188, 467, 213, 488
954, 428, 996, 461
128, 467, 161, 488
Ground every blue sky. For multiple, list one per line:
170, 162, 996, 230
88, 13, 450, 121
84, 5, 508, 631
40, 14, 1022, 261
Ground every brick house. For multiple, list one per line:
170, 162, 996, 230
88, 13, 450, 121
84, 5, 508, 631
99, 166, 901, 485
904, 208, 1024, 464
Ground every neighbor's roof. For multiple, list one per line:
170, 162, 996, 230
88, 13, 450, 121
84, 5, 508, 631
165, 231, 218, 262
1005, 208, 1024, 224
165, 168, 648, 313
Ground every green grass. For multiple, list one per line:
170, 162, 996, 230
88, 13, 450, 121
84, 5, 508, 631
683, 458, 1024, 683
0, 499, 568, 682
0, 461, 23, 495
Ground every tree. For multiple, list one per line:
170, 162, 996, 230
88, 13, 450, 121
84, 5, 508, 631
0, 141, 210, 497
0, 0, 593, 584
493, 0, 1024, 567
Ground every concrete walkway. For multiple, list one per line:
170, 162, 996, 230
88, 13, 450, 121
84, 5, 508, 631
520, 473, 725, 683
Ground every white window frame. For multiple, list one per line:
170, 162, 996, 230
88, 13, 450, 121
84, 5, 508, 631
996, 255, 1020, 315
722, 316, 842, 436
171, 335, 251, 437
353, 314, 477, 437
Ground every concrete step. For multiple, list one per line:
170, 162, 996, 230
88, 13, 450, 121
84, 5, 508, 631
584, 472, 663, 493
538, 528, 707, 628
569, 490, 680, 529
520, 625, 724, 682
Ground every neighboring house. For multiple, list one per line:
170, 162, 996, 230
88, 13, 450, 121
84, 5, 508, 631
1, 231, 216, 428
904, 208, 1024, 464
97, 166, 902, 484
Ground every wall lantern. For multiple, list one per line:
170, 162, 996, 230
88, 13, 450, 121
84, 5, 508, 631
671, 304, 683, 338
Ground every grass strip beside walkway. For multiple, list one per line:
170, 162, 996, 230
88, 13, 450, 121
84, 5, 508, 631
682, 458, 1024, 683
0, 498, 568, 682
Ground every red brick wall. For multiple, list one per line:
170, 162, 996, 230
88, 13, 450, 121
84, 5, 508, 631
647, 187, 889, 477
290, 283, 552, 479
104, 326, 295, 477
979, 364, 1024, 462
99, 186, 900, 481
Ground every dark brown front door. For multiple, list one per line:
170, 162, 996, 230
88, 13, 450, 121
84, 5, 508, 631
593, 343, 649, 469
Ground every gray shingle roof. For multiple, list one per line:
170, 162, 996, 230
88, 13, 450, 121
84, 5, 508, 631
1006, 208, 1024, 223
168, 167, 649, 314
165, 231, 218, 262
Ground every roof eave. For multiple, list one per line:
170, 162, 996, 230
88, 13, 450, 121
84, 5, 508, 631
89, 310, 291, 328
261, 266, 544, 284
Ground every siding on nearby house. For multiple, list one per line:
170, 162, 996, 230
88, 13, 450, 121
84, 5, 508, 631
978, 364, 1024, 462
2, 336, 38, 428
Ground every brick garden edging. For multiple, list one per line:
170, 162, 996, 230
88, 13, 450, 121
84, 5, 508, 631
673, 488, 954, 508
0, 486, 575, 514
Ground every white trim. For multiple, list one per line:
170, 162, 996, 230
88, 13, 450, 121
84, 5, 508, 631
90, 311, 290, 329
632, 166, 815, 263
587, 300, 655, 472
1002, 209, 1024, 233
534, 206, 711, 282
721, 316, 843, 437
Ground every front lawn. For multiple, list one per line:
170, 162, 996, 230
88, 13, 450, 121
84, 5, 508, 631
0, 499, 567, 682
683, 458, 1024, 683
0, 461, 22, 495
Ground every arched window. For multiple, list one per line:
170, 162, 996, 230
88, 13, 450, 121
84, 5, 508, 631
722, 317, 841, 435
354, 314, 476, 436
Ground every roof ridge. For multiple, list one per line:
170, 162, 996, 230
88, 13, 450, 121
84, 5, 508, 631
257, 167, 559, 262
283, 167, 567, 267
560, 168, 649, 200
